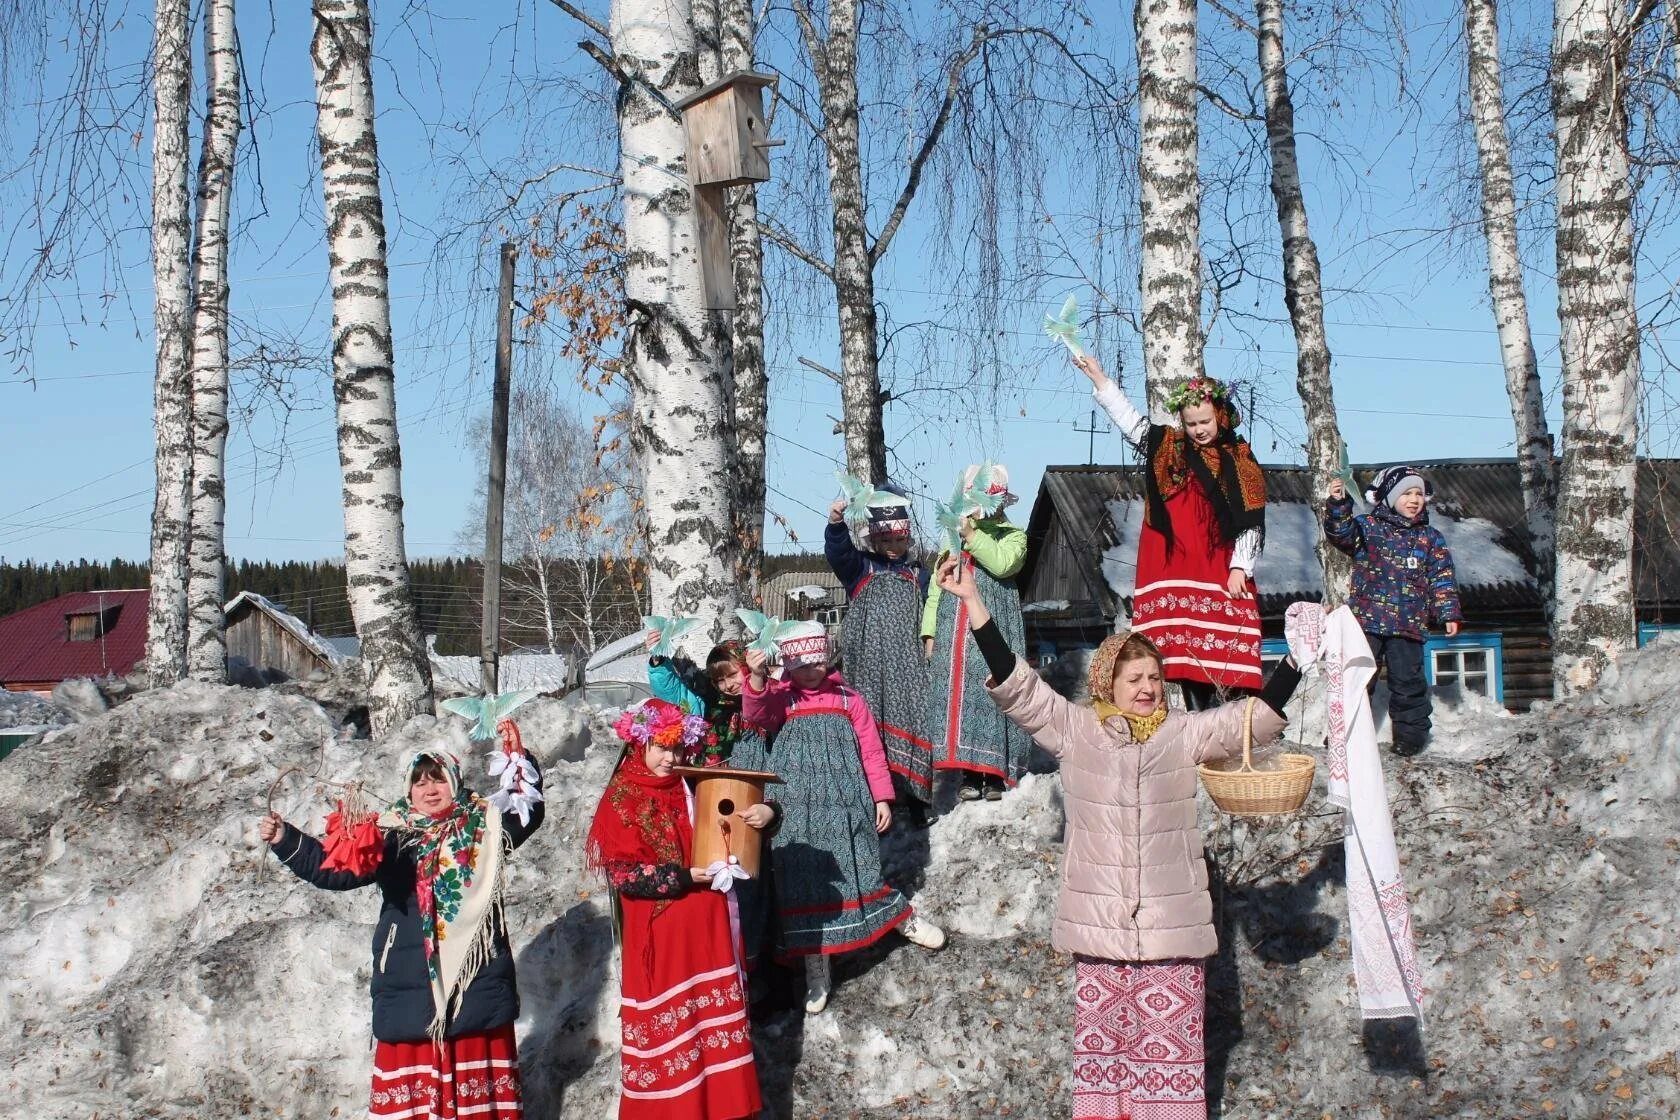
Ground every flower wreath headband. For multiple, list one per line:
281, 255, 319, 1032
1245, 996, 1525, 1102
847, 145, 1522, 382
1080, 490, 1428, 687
1163, 375, 1230, 415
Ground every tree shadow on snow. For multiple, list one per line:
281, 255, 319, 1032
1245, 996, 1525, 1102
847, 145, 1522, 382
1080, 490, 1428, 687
750, 1008, 807, 1120
515, 902, 614, 1118
1205, 841, 1343, 1117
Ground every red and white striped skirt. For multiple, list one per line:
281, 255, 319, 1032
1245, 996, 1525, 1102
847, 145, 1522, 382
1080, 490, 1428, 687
1072, 958, 1206, 1120
369, 1023, 522, 1120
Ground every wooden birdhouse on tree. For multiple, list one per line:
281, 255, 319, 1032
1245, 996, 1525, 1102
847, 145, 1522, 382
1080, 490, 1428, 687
675, 71, 780, 310
674, 70, 778, 188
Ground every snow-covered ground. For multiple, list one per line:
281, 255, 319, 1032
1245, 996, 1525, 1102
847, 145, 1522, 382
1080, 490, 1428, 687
3, 643, 1678, 1118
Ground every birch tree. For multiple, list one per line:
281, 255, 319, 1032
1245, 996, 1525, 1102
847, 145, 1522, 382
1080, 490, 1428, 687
310, 0, 433, 732
1255, 0, 1349, 601
1550, 0, 1643, 692
608, 0, 743, 651
184, 0, 240, 682
1467, 0, 1556, 610
1137, 0, 1204, 418
695, 0, 768, 597
145, 0, 193, 685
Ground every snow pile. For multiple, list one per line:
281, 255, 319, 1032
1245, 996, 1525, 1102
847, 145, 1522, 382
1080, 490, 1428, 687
5, 644, 1680, 1117
0, 689, 71, 729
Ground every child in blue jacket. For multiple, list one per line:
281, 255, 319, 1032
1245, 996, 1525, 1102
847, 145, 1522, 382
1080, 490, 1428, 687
1324, 465, 1463, 755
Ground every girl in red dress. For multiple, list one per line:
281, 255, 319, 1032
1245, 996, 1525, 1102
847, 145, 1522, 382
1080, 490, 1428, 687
1075, 354, 1267, 710
587, 699, 763, 1120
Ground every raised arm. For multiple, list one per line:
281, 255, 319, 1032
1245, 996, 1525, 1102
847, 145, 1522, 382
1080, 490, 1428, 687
501, 756, 546, 849
1323, 490, 1363, 556
741, 666, 792, 735
824, 516, 870, 590
1075, 354, 1149, 448
1185, 662, 1298, 765
648, 656, 705, 716
936, 555, 1087, 760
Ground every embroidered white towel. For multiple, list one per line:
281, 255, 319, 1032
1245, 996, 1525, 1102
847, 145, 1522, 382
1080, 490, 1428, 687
1285, 602, 1426, 1022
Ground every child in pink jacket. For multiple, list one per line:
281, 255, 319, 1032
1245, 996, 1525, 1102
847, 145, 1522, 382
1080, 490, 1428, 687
742, 621, 946, 1013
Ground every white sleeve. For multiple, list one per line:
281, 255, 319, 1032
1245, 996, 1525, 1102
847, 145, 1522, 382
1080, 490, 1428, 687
1092, 380, 1150, 448
1230, 528, 1261, 574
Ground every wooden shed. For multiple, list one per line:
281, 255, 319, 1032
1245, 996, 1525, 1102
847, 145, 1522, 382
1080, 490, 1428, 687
1017, 458, 1680, 712
223, 591, 350, 683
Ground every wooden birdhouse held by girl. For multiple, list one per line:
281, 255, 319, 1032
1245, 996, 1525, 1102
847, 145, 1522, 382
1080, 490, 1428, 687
674, 764, 782, 877
674, 71, 779, 188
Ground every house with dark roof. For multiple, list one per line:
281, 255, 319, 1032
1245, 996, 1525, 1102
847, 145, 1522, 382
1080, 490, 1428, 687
0, 589, 150, 693
1018, 459, 1680, 711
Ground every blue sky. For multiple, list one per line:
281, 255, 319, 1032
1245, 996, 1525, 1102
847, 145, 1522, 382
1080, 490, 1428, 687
0, 0, 1670, 566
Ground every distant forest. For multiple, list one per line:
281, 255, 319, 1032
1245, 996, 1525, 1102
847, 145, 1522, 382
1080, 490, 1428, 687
0, 553, 827, 655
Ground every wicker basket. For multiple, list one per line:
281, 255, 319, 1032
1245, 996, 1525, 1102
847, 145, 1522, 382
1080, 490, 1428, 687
1197, 698, 1315, 817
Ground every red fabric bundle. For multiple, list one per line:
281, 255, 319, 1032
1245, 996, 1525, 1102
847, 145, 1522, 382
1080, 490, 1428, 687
321, 799, 384, 876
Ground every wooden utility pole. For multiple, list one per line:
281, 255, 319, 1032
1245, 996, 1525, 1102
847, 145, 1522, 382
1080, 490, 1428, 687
480, 241, 517, 694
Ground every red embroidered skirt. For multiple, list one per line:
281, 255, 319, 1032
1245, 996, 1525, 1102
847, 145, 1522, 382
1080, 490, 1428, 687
1072, 958, 1206, 1120
369, 1022, 522, 1119
1130, 483, 1262, 690
619, 889, 761, 1120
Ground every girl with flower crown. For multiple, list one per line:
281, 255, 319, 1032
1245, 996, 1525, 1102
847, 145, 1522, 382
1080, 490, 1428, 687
1074, 355, 1267, 710
587, 698, 765, 1120
259, 727, 544, 1120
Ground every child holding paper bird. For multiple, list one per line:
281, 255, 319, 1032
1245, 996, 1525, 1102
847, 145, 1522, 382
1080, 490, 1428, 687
922, 462, 1032, 802
259, 724, 545, 1120
741, 618, 946, 1014
825, 474, 934, 826
587, 698, 764, 1120
1073, 342, 1268, 711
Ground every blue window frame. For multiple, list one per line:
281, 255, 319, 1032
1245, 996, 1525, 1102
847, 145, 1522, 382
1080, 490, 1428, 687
1260, 638, 1289, 673
1637, 623, 1680, 648
1423, 632, 1504, 702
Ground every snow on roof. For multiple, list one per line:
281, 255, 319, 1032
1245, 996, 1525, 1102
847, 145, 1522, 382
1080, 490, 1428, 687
223, 591, 348, 666
583, 630, 652, 684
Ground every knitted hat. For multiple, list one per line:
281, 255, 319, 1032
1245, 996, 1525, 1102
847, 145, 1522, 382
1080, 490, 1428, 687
866, 484, 912, 535
777, 620, 830, 669
1365, 465, 1432, 508
960, 462, 1018, 510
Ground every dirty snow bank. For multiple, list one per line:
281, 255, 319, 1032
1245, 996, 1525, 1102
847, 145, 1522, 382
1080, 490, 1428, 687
3, 644, 1679, 1118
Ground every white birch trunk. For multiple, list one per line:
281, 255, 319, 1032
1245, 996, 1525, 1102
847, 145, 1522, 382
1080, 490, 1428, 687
145, 0, 193, 686
818, 0, 888, 480
310, 0, 433, 732
1467, 0, 1557, 611
184, 0, 240, 683
612, 0, 742, 656
1551, 0, 1640, 693
1135, 0, 1204, 420
715, 0, 769, 598
1257, 0, 1349, 603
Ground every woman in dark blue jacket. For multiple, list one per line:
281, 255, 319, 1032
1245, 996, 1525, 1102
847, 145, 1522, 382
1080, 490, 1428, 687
261, 737, 544, 1119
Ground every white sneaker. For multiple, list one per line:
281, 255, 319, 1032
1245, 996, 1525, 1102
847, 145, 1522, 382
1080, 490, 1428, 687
803, 954, 832, 1014
900, 911, 946, 950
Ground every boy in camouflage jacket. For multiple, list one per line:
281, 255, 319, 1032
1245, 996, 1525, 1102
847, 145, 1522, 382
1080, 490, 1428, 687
1324, 465, 1463, 755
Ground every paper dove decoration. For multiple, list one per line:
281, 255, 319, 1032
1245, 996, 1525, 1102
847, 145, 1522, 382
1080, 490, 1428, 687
835, 471, 902, 527
643, 614, 704, 658
735, 608, 805, 655
934, 478, 974, 554
1042, 294, 1087, 358
486, 720, 543, 827
963, 460, 1008, 519
1332, 437, 1362, 507
439, 689, 542, 741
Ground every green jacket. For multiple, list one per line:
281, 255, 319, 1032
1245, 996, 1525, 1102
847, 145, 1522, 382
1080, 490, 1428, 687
921, 516, 1027, 637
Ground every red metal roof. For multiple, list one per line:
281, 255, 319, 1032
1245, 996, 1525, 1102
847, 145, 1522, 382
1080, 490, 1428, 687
0, 589, 149, 687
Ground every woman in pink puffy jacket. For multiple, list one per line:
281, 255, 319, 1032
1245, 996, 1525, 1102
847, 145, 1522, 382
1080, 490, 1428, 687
934, 557, 1302, 1120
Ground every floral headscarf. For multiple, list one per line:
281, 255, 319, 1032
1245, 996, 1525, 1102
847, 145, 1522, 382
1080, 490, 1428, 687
1088, 630, 1169, 743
